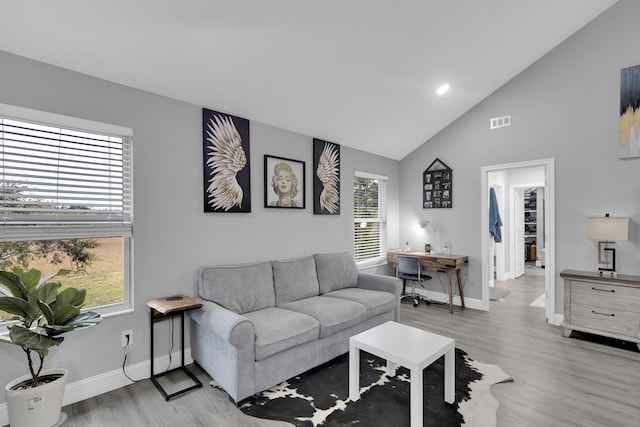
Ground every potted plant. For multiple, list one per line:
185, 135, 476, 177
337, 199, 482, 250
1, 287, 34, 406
0, 268, 102, 427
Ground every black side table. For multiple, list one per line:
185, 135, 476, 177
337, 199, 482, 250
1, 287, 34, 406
147, 294, 204, 400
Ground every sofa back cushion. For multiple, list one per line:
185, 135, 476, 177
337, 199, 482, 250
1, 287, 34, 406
272, 257, 320, 305
198, 262, 275, 314
313, 252, 359, 294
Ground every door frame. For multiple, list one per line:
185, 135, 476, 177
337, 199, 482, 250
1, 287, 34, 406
480, 158, 557, 324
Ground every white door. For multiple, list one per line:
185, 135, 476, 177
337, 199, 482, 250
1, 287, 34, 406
514, 188, 525, 277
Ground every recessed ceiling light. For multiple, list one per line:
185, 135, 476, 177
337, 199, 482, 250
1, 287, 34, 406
436, 84, 450, 96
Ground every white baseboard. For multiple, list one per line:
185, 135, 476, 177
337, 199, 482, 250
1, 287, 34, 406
0, 349, 193, 426
551, 313, 564, 326
414, 289, 483, 311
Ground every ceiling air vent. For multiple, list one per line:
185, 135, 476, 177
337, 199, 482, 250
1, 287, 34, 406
490, 115, 511, 130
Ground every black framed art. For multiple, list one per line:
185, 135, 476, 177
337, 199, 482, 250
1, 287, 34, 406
313, 138, 340, 215
202, 108, 251, 212
264, 155, 306, 209
619, 64, 640, 159
423, 158, 452, 209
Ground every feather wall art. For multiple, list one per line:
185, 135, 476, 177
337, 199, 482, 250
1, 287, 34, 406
313, 138, 340, 215
202, 108, 251, 212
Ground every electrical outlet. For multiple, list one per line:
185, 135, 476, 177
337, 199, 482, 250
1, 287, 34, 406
121, 329, 133, 347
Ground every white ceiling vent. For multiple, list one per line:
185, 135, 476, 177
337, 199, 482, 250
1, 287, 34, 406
490, 115, 511, 130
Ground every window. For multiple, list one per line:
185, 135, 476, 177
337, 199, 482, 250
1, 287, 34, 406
353, 172, 387, 266
0, 103, 133, 322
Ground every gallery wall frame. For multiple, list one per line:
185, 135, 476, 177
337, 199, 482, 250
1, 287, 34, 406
312, 138, 340, 215
202, 108, 251, 212
264, 155, 306, 209
423, 158, 452, 209
619, 64, 640, 159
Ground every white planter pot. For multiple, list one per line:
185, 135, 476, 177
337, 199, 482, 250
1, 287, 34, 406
5, 368, 67, 427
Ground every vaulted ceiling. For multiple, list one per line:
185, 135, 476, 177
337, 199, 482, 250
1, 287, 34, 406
0, 0, 617, 160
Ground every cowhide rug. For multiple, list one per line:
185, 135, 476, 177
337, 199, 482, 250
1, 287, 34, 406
211, 348, 512, 427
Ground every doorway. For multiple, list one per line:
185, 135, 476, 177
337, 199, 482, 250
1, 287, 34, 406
480, 159, 557, 325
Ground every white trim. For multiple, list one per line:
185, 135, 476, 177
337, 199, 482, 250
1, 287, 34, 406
0, 102, 133, 136
356, 256, 387, 269
414, 288, 483, 310
0, 348, 193, 426
481, 158, 555, 322
354, 170, 388, 181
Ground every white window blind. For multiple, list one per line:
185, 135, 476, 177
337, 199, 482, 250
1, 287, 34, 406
0, 105, 132, 239
353, 172, 387, 263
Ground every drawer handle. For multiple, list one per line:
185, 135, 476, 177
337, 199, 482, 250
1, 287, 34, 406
591, 310, 615, 317
591, 287, 615, 293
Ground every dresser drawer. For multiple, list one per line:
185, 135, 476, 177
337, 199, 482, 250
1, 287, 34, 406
571, 280, 640, 301
571, 288, 640, 312
570, 302, 640, 337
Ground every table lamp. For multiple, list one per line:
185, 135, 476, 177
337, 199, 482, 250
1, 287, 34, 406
586, 214, 629, 275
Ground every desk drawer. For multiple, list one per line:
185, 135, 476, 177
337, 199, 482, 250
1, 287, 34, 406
570, 302, 640, 337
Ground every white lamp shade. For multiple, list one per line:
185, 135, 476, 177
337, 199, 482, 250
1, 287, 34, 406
587, 217, 629, 241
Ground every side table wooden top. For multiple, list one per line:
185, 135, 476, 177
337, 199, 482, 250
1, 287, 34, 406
146, 294, 203, 314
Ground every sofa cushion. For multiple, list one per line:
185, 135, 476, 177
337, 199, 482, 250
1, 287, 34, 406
272, 257, 320, 305
313, 252, 359, 294
244, 307, 319, 361
279, 296, 367, 338
323, 288, 396, 319
198, 262, 275, 315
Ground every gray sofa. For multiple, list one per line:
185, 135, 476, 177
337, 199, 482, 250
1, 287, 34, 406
188, 252, 401, 403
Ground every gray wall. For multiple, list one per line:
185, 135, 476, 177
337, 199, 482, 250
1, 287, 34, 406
2, 0, 640, 405
399, 0, 640, 305
0, 50, 399, 400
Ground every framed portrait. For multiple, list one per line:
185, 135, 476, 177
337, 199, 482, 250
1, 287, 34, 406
202, 108, 251, 212
264, 155, 306, 209
312, 138, 340, 215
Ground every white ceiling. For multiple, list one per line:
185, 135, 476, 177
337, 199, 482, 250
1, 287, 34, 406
0, 0, 617, 160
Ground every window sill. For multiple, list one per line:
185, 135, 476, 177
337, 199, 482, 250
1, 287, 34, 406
356, 256, 388, 270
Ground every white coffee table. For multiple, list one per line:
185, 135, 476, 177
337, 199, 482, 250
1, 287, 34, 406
349, 321, 455, 427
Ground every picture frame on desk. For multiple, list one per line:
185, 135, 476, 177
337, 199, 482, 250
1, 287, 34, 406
425, 244, 431, 253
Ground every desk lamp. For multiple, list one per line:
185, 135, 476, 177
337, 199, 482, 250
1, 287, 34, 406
587, 214, 629, 275
418, 219, 437, 253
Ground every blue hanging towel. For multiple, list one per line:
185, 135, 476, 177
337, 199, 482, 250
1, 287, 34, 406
489, 187, 503, 243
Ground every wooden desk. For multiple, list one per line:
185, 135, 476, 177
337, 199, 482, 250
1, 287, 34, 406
387, 250, 468, 314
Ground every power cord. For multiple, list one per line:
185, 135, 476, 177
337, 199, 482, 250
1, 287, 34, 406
166, 316, 175, 372
122, 334, 138, 383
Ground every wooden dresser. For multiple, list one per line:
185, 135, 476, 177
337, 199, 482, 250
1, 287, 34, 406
560, 269, 640, 349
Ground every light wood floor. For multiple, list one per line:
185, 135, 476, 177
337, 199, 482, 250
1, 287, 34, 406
54, 273, 640, 426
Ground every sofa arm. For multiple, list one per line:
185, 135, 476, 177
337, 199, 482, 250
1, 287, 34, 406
357, 273, 402, 322
188, 300, 256, 402
188, 300, 254, 348
357, 273, 402, 296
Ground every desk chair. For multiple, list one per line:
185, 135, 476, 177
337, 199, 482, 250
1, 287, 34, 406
395, 255, 432, 307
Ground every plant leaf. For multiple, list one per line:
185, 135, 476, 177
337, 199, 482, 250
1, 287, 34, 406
36, 282, 61, 305
0, 296, 30, 318
45, 311, 102, 336
38, 300, 55, 325
8, 325, 64, 352
24, 294, 44, 326
15, 268, 42, 292
52, 287, 86, 314
52, 304, 81, 325
37, 269, 71, 290
68, 311, 102, 329
0, 271, 28, 299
